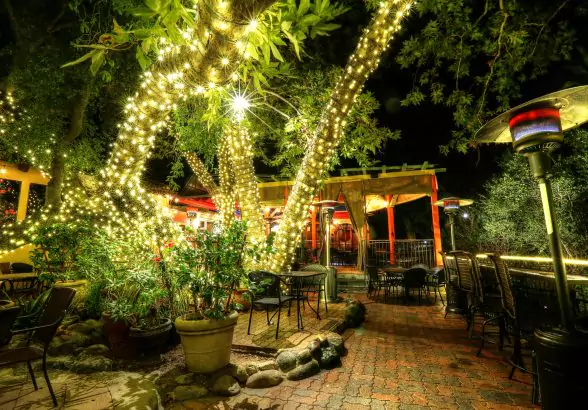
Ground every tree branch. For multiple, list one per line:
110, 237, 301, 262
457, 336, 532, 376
530, 0, 570, 57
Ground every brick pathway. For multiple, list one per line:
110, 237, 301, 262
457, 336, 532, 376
178, 294, 535, 409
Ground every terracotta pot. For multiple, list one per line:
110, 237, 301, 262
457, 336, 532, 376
232, 289, 251, 311
102, 313, 136, 359
175, 311, 238, 373
129, 318, 172, 357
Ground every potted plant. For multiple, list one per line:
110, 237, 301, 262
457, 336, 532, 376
169, 221, 256, 373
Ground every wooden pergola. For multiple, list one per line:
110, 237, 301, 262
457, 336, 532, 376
0, 161, 49, 221
257, 163, 445, 266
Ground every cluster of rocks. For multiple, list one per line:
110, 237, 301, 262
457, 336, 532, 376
45, 317, 114, 373
338, 298, 367, 331
162, 331, 345, 403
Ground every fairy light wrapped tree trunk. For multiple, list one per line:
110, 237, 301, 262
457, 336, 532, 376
268, 0, 414, 272
226, 122, 265, 245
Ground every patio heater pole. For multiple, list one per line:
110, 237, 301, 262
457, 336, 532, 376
528, 151, 573, 330
323, 206, 334, 268
448, 212, 456, 251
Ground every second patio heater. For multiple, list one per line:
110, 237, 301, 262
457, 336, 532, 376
313, 200, 338, 302
474, 85, 588, 408
433, 197, 473, 251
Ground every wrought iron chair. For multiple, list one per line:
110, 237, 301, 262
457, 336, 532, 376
299, 264, 328, 318
247, 271, 295, 340
402, 266, 428, 305
442, 252, 468, 319
366, 265, 384, 300
450, 251, 480, 332
426, 266, 446, 304
0, 305, 21, 347
486, 253, 538, 403
0, 286, 76, 407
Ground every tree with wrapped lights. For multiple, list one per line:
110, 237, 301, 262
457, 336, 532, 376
1, 0, 414, 274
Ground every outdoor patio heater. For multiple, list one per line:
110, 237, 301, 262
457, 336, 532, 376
312, 200, 339, 302
474, 85, 588, 408
433, 197, 474, 251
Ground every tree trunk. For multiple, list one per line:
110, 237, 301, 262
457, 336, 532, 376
227, 122, 265, 244
268, 0, 414, 272
44, 78, 94, 212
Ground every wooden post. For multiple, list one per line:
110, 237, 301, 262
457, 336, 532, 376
386, 194, 396, 264
264, 207, 270, 236
16, 181, 30, 222
430, 175, 443, 266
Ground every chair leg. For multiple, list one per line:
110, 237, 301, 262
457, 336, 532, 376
266, 305, 270, 325
439, 286, 445, 305
476, 315, 499, 357
324, 285, 328, 314
247, 303, 254, 335
43, 355, 57, 407
275, 305, 282, 339
27, 360, 38, 390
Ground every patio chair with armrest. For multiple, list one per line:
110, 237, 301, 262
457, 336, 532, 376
366, 265, 385, 301
299, 264, 328, 318
247, 271, 295, 340
402, 266, 428, 305
450, 251, 479, 331
0, 287, 76, 407
426, 266, 446, 304
486, 253, 538, 403
0, 305, 22, 347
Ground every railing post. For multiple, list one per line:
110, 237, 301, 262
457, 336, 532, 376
430, 175, 443, 266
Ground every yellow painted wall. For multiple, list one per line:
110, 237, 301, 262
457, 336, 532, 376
0, 244, 34, 264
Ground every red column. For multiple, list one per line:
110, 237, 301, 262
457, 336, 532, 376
386, 195, 396, 264
430, 175, 443, 266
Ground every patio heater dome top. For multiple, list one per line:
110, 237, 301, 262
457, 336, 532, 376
473, 85, 588, 147
433, 197, 474, 209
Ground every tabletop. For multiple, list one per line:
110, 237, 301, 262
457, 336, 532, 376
278, 271, 325, 278
380, 266, 407, 274
0, 273, 38, 280
508, 267, 588, 285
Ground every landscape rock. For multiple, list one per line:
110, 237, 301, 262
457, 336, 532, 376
45, 356, 74, 370
173, 384, 209, 401
307, 340, 321, 358
245, 364, 258, 376
276, 350, 297, 372
83, 319, 103, 331
286, 359, 320, 381
230, 364, 249, 383
296, 348, 312, 365
68, 322, 94, 335
325, 332, 345, 355
212, 375, 240, 396
81, 344, 110, 356
257, 360, 278, 371
245, 370, 283, 388
71, 355, 113, 373
174, 373, 194, 385
319, 346, 341, 369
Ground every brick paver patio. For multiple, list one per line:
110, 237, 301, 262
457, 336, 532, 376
1, 292, 536, 409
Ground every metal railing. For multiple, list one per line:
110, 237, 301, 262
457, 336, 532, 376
367, 239, 436, 268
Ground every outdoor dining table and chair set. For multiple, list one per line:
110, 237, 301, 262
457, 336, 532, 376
367, 263, 445, 305
441, 250, 588, 405
246, 266, 329, 339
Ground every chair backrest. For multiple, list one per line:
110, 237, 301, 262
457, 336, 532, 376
0, 262, 10, 274
441, 252, 459, 285
450, 251, 481, 296
0, 305, 22, 346
248, 271, 281, 299
487, 253, 517, 319
431, 266, 446, 284
33, 287, 76, 345
10, 263, 33, 273
366, 265, 379, 281
403, 267, 427, 287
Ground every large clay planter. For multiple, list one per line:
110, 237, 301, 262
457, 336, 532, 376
102, 313, 136, 359
129, 318, 172, 357
232, 289, 251, 311
175, 311, 238, 373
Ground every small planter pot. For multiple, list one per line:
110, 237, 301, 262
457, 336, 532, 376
129, 318, 172, 357
102, 313, 136, 359
0, 299, 16, 309
175, 311, 238, 373
232, 289, 251, 311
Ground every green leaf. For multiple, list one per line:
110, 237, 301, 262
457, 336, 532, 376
269, 42, 284, 62
132, 28, 152, 39
136, 46, 151, 70
298, 0, 311, 17
300, 14, 321, 27
61, 50, 97, 69
90, 50, 105, 76
262, 41, 271, 65
130, 7, 157, 17
283, 30, 301, 59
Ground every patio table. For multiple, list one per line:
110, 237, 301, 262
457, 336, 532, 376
0, 273, 39, 300
277, 271, 325, 330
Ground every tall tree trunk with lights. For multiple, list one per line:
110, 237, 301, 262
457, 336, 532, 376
268, 0, 414, 272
